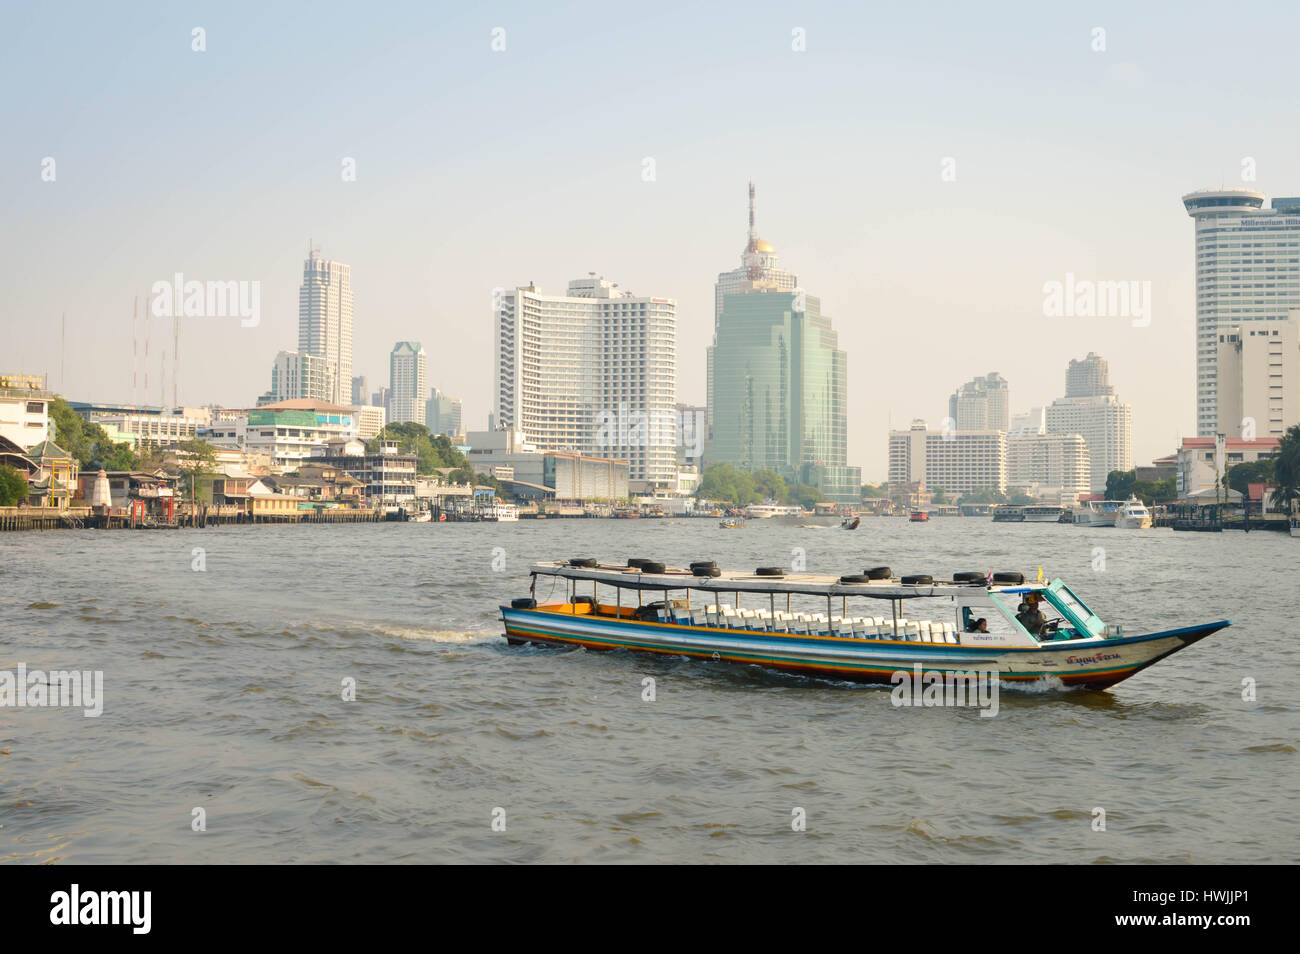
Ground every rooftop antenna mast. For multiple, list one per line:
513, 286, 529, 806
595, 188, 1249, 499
132, 296, 138, 408
746, 181, 761, 279
172, 313, 179, 409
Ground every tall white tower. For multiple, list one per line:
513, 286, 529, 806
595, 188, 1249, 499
1183, 190, 1300, 437
298, 247, 353, 405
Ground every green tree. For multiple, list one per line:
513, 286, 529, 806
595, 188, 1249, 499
1228, 458, 1275, 496
173, 438, 218, 504
0, 463, 28, 506
1270, 424, 1300, 514
47, 396, 139, 469
1105, 469, 1137, 500
860, 482, 889, 499
930, 486, 948, 504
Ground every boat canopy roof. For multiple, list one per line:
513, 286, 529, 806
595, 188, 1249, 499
529, 561, 1046, 600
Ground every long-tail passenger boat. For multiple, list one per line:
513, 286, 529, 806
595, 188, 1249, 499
500, 559, 1231, 690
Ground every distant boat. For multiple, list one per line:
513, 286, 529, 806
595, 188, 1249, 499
1023, 506, 1064, 523
909, 511, 929, 523
720, 516, 746, 529
1113, 497, 1153, 529
841, 515, 860, 530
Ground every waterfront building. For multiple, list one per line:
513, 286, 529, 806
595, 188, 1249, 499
388, 341, 427, 426
887, 420, 1006, 497
298, 248, 353, 405
1044, 353, 1132, 493
948, 373, 1009, 432
0, 375, 51, 448
466, 429, 628, 501
305, 439, 418, 503
24, 439, 75, 509
1176, 436, 1280, 497
705, 185, 860, 502
1183, 190, 1300, 436
199, 399, 356, 470
493, 274, 676, 485
1006, 432, 1091, 504
425, 387, 463, 438
1214, 314, 1300, 439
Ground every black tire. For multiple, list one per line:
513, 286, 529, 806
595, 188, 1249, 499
689, 560, 717, 570
569, 595, 596, 606
901, 574, 933, 585
569, 558, 597, 568
510, 597, 536, 609
627, 558, 651, 568
864, 566, 891, 580
692, 566, 722, 577
840, 574, 870, 584
952, 571, 985, 583
755, 567, 784, 577
639, 562, 666, 574
992, 571, 1025, 585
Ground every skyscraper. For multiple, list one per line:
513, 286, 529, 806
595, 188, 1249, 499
708, 182, 798, 440
351, 375, 368, 407
426, 387, 464, 438
1183, 190, 1300, 436
298, 247, 353, 406
1045, 352, 1132, 493
948, 373, 1009, 431
706, 185, 860, 502
494, 275, 676, 485
1065, 352, 1113, 399
388, 342, 427, 426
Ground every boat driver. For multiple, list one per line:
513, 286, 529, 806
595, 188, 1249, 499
1016, 594, 1047, 637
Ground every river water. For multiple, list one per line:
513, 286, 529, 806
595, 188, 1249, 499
1, 518, 1296, 864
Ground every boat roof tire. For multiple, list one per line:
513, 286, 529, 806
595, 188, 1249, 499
570, 558, 598, 568
864, 566, 891, 579
952, 571, 985, 583
901, 574, 933, 585
993, 571, 1025, 584
755, 567, 785, 576
840, 574, 870, 583
639, 562, 666, 574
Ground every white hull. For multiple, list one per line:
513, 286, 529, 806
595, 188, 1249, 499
1114, 516, 1152, 529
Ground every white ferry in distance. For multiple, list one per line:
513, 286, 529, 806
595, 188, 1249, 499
482, 502, 519, 522
1023, 506, 1064, 523
745, 503, 803, 519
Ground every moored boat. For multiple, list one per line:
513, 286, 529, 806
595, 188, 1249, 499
500, 560, 1230, 690
1113, 497, 1153, 529
992, 505, 1024, 523
909, 510, 929, 522
1022, 506, 1064, 523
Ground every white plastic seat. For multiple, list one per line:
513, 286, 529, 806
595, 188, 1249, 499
905, 621, 920, 641
943, 622, 958, 643
851, 618, 869, 638
706, 605, 719, 626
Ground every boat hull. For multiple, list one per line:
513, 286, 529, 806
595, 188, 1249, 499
500, 608, 1229, 691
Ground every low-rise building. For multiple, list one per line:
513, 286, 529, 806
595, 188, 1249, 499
1176, 436, 1280, 497
0, 375, 52, 448
303, 439, 418, 504
1006, 432, 1091, 504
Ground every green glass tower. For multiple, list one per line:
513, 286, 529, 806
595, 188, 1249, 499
705, 186, 860, 503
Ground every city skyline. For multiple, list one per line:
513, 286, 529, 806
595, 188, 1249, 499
7, 3, 1300, 478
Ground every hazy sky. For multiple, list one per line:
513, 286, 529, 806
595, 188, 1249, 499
3, 1, 1297, 479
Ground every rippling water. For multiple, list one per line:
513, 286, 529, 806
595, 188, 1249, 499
1, 518, 1296, 863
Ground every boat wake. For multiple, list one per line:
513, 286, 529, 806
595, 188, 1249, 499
370, 623, 497, 644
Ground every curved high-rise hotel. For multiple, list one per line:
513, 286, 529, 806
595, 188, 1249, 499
705, 184, 860, 502
1183, 190, 1300, 436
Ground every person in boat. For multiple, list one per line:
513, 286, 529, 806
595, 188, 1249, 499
1016, 594, 1046, 637
965, 617, 988, 633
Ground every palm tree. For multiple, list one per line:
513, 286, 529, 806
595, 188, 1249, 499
1269, 424, 1300, 515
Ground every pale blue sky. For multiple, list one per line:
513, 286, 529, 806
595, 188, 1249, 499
3, 1, 1297, 477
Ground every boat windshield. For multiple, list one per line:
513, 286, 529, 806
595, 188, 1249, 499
1041, 581, 1106, 637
